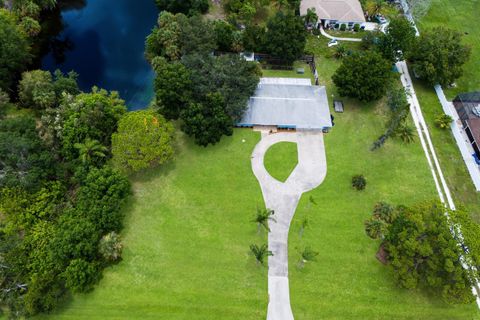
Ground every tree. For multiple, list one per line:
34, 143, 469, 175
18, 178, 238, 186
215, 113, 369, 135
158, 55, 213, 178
378, 17, 417, 62
52, 69, 79, 98
18, 70, 56, 109
385, 202, 474, 304
0, 9, 31, 91
364, 217, 387, 239
364, 0, 388, 20
62, 259, 99, 293
179, 15, 216, 56
393, 124, 415, 143
352, 174, 367, 190
242, 24, 266, 52
265, 11, 306, 64
410, 27, 471, 86
152, 56, 192, 120
252, 207, 276, 233
60, 87, 127, 160
298, 247, 319, 268
111, 110, 175, 173
74, 138, 108, 166
250, 244, 273, 265
332, 51, 392, 102
303, 8, 318, 26
0, 115, 54, 191
180, 92, 233, 146
98, 232, 123, 262
145, 12, 182, 62
155, 0, 209, 15
435, 113, 453, 129
214, 20, 236, 52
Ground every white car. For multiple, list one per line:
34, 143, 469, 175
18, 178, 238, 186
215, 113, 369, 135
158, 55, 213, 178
328, 39, 338, 47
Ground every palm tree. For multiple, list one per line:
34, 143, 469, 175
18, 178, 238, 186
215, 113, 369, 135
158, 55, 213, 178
394, 124, 416, 143
74, 138, 108, 164
364, 217, 387, 240
298, 247, 319, 268
334, 45, 347, 59
250, 244, 273, 265
252, 207, 276, 233
299, 216, 309, 238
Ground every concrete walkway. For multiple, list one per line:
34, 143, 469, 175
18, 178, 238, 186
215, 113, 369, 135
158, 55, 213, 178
319, 27, 362, 42
251, 131, 327, 320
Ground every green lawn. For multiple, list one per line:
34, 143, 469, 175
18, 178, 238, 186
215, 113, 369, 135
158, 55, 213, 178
416, 0, 480, 99
261, 61, 314, 83
264, 141, 298, 182
36, 130, 268, 319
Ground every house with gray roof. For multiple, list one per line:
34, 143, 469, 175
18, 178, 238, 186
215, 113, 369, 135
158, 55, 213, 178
453, 91, 480, 162
300, 0, 366, 29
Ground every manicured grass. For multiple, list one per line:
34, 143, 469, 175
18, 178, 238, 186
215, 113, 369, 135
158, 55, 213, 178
416, 0, 480, 99
261, 62, 314, 83
36, 130, 268, 319
286, 36, 479, 318
264, 141, 298, 182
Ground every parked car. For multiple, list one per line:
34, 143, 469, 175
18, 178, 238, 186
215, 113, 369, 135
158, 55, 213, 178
328, 39, 338, 47
375, 14, 388, 24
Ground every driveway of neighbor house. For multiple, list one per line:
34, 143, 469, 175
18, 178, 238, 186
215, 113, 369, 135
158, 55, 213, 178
251, 131, 327, 320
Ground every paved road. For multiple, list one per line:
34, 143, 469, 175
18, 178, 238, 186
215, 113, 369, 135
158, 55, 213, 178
251, 131, 327, 320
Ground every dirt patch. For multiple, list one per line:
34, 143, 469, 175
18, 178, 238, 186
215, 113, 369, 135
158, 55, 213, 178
376, 243, 389, 265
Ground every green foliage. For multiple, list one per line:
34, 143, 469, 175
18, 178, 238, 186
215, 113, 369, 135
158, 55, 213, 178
250, 243, 273, 265
60, 87, 127, 160
364, 217, 387, 239
0, 9, 31, 91
19, 16, 41, 36
334, 45, 347, 59
385, 202, 475, 304
63, 259, 100, 293
52, 69, 80, 98
340, 23, 346, 31
242, 23, 266, 52
353, 23, 360, 32
435, 113, 453, 129
393, 124, 416, 143
74, 138, 108, 166
252, 207, 276, 233
155, 0, 208, 15
112, 110, 175, 173
98, 231, 123, 262
214, 20, 236, 52
18, 70, 56, 109
181, 92, 233, 146
298, 247, 319, 268
332, 51, 392, 102
152, 56, 192, 120
179, 15, 216, 56
379, 17, 417, 62
265, 11, 306, 64
145, 12, 182, 62
304, 8, 318, 26
75, 166, 131, 233
411, 27, 471, 86
0, 115, 54, 191
352, 174, 366, 190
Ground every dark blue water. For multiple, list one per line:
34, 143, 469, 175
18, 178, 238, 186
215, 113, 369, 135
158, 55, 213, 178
42, 0, 158, 110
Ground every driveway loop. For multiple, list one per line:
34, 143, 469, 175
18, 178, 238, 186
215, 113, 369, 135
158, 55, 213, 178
251, 131, 327, 320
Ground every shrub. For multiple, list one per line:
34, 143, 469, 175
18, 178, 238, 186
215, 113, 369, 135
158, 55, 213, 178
435, 113, 453, 129
353, 24, 360, 32
340, 23, 346, 31
352, 174, 366, 190
98, 232, 123, 262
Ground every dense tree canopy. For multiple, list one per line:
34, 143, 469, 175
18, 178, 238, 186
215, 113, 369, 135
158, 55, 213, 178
410, 27, 471, 86
265, 11, 306, 63
332, 51, 393, 102
155, 0, 208, 15
112, 110, 175, 173
365, 201, 477, 304
18, 70, 56, 109
0, 9, 31, 91
378, 17, 417, 62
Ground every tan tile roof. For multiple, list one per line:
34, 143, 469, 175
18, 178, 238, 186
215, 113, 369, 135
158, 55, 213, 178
300, 0, 366, 22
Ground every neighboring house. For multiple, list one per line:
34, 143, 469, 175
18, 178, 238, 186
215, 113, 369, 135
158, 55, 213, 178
237, 78, 332, 131
300, 0, 366, 29
453, 91, 480, 161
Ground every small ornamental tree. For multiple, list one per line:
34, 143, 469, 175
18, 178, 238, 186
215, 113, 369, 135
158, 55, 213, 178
112, 110, 175, 173
352, 174, 367, 190
98, 232, 123, 262
332, 51, 392, 102
435, 113, 453, 129
250, 244, 273, 265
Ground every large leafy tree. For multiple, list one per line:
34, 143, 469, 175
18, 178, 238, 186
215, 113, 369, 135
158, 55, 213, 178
181, 92, 233, 146
155, 0, 209, 15
410, 27, 471, 86
378, 17, 417, 62
59, 87, 127, 160
145, 12, 182, 62
0, 115, 54, 191
265, 11, 306, 63
18, 70, 56, 109
365, 201, 477, 304
332, 51, 393, 102
152, 56, 192, 120
0, 9, 31, 91
112, 110, 175, 173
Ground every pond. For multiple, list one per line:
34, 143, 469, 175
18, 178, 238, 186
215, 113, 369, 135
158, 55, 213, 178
42, 0, 159, 110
